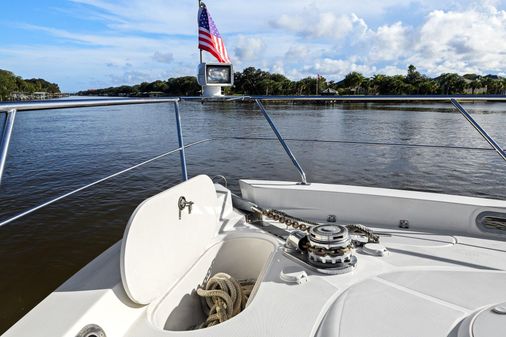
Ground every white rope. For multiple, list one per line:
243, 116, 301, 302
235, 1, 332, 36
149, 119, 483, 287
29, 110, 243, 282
195, 273, 255, 329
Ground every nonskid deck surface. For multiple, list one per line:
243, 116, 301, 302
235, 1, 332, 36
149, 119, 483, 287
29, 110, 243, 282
4, 178, 506, 337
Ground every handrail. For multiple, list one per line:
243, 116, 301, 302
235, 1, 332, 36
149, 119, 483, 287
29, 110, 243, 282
450, 99, 506, 161
255, 99, 308, 184
0, 109, 16, 185
0, 98, 188, 186
0, 98, 179, 112
219, 95, 506, 180
256, 95, 506, 102
1, 131, 502, 228
0, 139, 210, 228
2, 96, 502, 186
181, 95, 506, 102
216, 136, 499, 152
0, 95, 504, 220
173, 101, 188, 181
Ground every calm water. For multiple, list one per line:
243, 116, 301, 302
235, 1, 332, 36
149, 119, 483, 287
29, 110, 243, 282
0, 100, 505, 332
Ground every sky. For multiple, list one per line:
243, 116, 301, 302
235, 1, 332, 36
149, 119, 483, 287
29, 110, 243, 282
0, 0, 505, 92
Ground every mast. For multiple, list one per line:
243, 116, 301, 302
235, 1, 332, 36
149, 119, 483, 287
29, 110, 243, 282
198, 0, 203, 96
198, 0, 203, 64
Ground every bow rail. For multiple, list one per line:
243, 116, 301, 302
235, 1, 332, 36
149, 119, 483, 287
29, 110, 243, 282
0, 95, 505, 228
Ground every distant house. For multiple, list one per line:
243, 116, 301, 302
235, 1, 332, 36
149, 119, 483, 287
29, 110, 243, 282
33, 92, 47, 100
321, 88, 338, 95
462, 78, 486, 94
9, 92, 30, 101
148, 91, 165, 97
462, 74, 506, 95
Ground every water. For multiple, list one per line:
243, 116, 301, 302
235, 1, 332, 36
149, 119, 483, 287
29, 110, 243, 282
0, 100, 505, 332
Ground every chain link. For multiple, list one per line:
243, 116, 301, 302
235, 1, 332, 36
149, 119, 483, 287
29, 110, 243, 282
252, 207, 353, 256
254, 208, 318, 233
252, 207, 379, 245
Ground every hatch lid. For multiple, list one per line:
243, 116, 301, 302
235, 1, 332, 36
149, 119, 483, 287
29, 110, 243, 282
120, 175, 219, 304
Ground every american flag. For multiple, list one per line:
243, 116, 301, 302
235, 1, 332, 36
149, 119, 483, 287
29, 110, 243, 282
198, 3, 230, 63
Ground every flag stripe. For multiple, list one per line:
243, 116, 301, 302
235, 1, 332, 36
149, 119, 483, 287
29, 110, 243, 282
199, 36, 213, 45
199, 45, 224, 63
198, 40, 224, 62
198, 40, 220, 55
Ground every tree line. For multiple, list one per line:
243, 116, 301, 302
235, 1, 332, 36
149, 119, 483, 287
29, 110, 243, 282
335, 66, 506, 95
0, 69, 61, 101
79, 76, 200, 97
78, 65, 506, 97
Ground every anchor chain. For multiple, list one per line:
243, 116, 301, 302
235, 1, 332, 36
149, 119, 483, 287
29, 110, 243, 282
252, 207, 319, 233
251, 206, 379, 254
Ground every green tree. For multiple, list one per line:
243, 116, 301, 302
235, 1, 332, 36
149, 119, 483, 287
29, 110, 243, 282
342, 72, 365, 91
74, 66, 505, 98
482, 77, 505, 94
166, 76, 200, 96
468, 78, 482, 94
418, 80, 438, 94
437, 73, 466, 94
294, 77, 320, 95
0, 70, 17, 100
370, 74, 407, 95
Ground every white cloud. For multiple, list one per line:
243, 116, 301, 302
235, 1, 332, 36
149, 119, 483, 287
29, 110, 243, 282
409, 4, 506, 75
109, 70, 155, 85
271, 12, 367, 40
378, 65, 406, 76
270, 60, 285, 74
234, 36, 265, 62
17, 23, 166, 49
3, 0, 506, 91
272, 2, 506, 79
285, 45, 312, 60
153, 51, 174, 64
367, 22, 411, 61
305, 58, 376, 78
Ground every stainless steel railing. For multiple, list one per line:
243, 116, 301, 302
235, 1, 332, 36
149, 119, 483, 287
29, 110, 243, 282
182, 95, 506, 183
0, 98, 188, 185
0, 139, 210, 228
0, 98, 180, 111
0, 109, 16, 185
2, 96, 506, 187
0, 95, 505, 228
183, 94, 506, 102
255, 99, 308, 184
450, 99, 506, 161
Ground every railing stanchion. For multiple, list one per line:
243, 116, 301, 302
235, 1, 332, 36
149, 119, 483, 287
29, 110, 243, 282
255, 99, 308, 185
0, 109, 17, 186
174, 100, 188, 181
450, 99, 506, 162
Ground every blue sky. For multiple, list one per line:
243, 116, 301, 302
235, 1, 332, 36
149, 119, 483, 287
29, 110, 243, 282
1, 0, 505, 92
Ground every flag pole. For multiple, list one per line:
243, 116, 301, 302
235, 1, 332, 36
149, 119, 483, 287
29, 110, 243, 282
198, 0, 203, 63
198, 0, 203, 96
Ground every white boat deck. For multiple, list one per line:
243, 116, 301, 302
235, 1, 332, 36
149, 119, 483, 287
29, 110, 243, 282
4, 176, 506, 337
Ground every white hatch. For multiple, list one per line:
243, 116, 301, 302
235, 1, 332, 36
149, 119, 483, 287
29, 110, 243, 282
120, 175, 219, 304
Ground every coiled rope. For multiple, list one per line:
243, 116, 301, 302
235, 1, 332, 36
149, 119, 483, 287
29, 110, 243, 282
195, 273, 255, 329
